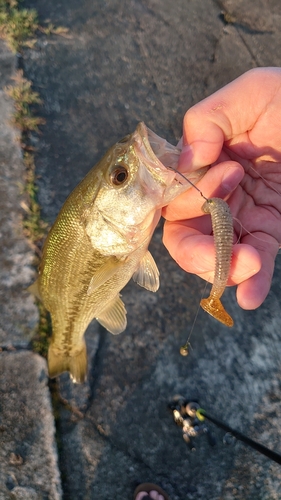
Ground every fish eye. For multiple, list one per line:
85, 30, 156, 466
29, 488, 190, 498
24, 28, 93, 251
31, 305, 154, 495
110, 165, 129, 185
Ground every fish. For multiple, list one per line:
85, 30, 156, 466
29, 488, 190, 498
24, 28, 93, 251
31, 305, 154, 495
200, 197, 234, 327
29, 122, 207, 383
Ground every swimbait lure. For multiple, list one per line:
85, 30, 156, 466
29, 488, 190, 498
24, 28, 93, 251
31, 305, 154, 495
200, 197, 234, 327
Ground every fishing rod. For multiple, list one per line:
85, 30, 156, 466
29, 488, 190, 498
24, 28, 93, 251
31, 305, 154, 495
169, 398, 281, 465
197, 407, 281, 465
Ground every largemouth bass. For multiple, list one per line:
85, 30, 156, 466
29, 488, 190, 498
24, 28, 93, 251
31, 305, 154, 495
29, 122, 206, 383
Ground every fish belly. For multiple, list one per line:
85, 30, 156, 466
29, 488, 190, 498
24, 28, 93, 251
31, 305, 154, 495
42, 243, 148, 382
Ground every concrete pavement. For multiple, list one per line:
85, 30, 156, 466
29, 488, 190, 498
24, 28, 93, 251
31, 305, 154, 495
0, 40, 61, 500
1, 0, 281, 498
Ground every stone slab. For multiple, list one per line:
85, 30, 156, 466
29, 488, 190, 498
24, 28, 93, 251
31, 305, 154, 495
14, 0, 281, 498
0, 40, 61, 500
0, 351, 62, 500
0, 41, 38, 348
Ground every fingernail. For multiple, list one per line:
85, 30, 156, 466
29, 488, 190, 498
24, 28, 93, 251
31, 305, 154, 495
178, 144, 193, 172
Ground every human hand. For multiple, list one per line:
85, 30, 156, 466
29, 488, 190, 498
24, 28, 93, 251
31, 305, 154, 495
163, 67, 281, 310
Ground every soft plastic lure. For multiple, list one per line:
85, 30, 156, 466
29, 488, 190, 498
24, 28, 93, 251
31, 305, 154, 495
200, 197, 234, 327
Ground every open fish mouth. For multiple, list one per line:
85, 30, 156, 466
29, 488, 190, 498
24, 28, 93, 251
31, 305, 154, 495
135, 122, 208, 190
137, 121, 181, 171
131, 122, 182, 192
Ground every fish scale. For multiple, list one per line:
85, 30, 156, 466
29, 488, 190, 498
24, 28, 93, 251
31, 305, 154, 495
29, 122, 207, 383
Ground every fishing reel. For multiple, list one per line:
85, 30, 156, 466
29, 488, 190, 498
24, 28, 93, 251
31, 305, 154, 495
168, 396, 281, 465
168, 395, 216, 450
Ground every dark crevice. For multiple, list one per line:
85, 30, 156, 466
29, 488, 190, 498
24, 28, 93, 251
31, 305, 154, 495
85, 325, 108, 411
210, 0, 262, 67
235, 29, 261, 67
215, 0, 272, 35
48, 378, 85, 500
47, 379, 65, 498
0, 344, 34, 351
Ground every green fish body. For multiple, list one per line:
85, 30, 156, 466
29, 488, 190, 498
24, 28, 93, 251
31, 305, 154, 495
30, 123, 206, 382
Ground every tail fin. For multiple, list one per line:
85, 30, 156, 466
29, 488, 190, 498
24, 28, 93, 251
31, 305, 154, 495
200, 297, 234, 327
48, 342, 88, 383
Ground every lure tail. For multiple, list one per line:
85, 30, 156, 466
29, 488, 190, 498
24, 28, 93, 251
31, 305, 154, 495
200, 297, 234, 327
48, 342, 88, 383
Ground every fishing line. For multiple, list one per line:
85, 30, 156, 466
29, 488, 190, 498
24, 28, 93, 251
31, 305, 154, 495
169, 162, 281, 257
170, 162, 281, 244
167, 165, 208, 201
247, 165, 281, 248
233, 217, 243, 244
180, 280, 208, 356
197, 407, 281, 466
232, 217, 276, 246
166, 165, 213, 353
249, 164, 281, 198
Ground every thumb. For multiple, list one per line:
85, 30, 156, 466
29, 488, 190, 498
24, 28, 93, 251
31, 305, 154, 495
179, 118, 226, 170
178, 67, 281, 171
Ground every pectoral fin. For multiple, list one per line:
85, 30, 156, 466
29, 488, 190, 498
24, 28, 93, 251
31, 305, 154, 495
133, 251, 160, 292
27, 279, 42, 302
87, 257, 124, 295
96, 294, 127, 334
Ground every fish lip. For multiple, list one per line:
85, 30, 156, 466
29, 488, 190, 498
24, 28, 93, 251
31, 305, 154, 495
133, 122, 179, 186
135, 122, 178, 168
136, 122, 209, 190
135, 122, 160, 163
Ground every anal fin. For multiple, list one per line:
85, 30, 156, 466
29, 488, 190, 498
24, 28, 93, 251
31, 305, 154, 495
96, 294, 127, 335
27, 279, 42, 302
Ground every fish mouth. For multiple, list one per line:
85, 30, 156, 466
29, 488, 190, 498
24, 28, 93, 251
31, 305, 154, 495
134, 122, 181, 189
135, 122, 208, 191
136, 122, 181, 171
